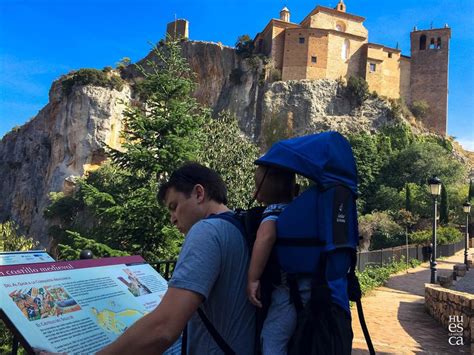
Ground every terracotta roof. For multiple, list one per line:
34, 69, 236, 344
285, 27, 366, 41
367, 42, 401, 53
255, 18, 301, 40
300, 5, 365, 26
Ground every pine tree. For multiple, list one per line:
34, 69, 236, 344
440, 184, 449, 225
405, 183, 412, 212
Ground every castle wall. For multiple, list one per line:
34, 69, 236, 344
305, 31, 329, 79
308, 12, 368, 38
400, 57, 411, 102
271, 25, 288, 71
281, 28, 311, 80
365, 46, 402, 99
325, 32, 365, 80
410, 28, 451, 135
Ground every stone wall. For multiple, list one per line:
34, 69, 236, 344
425, 284, 474, 346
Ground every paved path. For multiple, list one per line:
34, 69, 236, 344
351, 248, 473, 354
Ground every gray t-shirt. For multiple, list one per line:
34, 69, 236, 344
168, 216, 255, 355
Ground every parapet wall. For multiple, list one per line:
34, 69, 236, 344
425, 284, 474, 347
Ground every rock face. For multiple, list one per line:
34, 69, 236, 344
0, 80, 131, 245
261, 79, 395, 137
0, 40, 460, 245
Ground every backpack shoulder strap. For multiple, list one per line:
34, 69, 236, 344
347, 250, 375, 355
197, 308, 235, 355
206, 211, 246, 237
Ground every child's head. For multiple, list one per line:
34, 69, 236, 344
254, 166, 296, 205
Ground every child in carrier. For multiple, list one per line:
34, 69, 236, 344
247, 166, 311, 355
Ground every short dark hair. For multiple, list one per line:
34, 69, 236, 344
255, 165, 295, 205
157, 162, 228, 205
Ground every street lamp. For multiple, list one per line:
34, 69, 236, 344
428, 176, 442, 284
463, 201, 471, 270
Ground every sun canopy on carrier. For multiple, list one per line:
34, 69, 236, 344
255, 131, 358, 195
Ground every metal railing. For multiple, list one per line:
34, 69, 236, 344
147, 240, 469, 276
356, 239, 466, 272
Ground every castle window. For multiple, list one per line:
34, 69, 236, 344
369, 63, 376, 72
335, 21, 346, 32
429, 38, 436, 49
419, 35, 426, 50
437, 37, 442, 49
299, 37, 305, 44
311, 56, 317, 63
341, 39, 350, 60
388, 52, 392, 58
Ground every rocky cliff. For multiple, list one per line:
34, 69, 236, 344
0, 81, 130, 245
0, 40, 466, 245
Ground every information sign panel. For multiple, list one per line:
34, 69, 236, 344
0, 251, 55, 266
0, 255, 180, 354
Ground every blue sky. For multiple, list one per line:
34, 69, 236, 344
1, 0, 473, 149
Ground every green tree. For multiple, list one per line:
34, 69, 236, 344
345, 76, 369, 106
378, 142, 466, 189
109, 41, 208, 181
198, 112, 259, 209
348, 133, 381, 212
469, 179, 474, 202
235, 34, 255, 57
439, 184, 449, 225
405, 183, 412, 212
0, 221, 39, 251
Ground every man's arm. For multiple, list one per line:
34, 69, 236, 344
98, 287, 203, 355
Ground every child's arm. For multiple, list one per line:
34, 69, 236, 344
247, 220, 277, 307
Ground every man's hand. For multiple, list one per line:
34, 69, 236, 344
98, 287, 203, 354
247, 279, 262, 308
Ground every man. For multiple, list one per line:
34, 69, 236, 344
99, 162, 255, 354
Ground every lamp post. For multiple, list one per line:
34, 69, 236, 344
463, 201, 471, 270
428, 177, 442, 284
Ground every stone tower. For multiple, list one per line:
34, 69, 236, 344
280, 7, 290, 22
166, 19, 189, 40
335, 0, 346, 12
410, 27, 451, 135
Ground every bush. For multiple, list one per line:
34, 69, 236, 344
358, 211, 403, 250
0, 221, 39, 251
235, 34, 254, 58
356, 257, 422, 295
409, 226, 463, 245
61, 68, 125, 96
345, 76, 369, 106
410, 100, 429, 119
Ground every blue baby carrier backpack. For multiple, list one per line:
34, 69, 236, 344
203, 132, 374, 355
255, 131, 374, 355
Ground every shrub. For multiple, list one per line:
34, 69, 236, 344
0, 221, 39, 251
61, 68, 125, 96
358, 211, 403, 250
356, 257, 421, 296
116, 57, 131, 70
345, 76, 369, 106
409, 226, 463, 245
410, 100, 429, 119
235, 34, 254, 58
269, 68, 282, 82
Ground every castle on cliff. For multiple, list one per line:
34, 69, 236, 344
167, 0, 451, 136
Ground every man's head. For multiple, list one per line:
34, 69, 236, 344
158, 162, 228, 234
